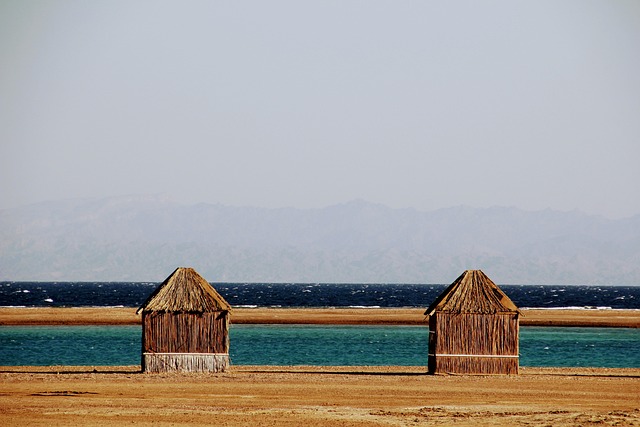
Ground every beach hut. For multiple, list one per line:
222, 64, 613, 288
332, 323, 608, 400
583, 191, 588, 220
424, 270, 520, 375
137, 267, 231, 373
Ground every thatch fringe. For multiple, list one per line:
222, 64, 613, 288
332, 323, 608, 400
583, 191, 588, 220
143, 353, 229, 373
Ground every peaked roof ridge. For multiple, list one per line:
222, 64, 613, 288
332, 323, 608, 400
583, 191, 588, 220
424, 269, 519, 316
137, 267, 231, 313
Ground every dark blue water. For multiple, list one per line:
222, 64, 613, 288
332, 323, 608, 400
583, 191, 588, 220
1, 325, 639, 368
1, 282, 639, 309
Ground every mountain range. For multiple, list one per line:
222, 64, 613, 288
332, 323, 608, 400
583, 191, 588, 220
1, 195, 639, 284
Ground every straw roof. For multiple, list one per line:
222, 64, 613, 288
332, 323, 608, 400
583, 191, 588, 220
137, 267, 231, 313
424, 270, 520, 316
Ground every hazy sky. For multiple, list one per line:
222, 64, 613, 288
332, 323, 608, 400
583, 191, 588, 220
1, 1, 639, 218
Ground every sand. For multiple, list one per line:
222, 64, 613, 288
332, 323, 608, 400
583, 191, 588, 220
1, 365, 639, 426
2, 308, 639, 426
1, 306, 639, 327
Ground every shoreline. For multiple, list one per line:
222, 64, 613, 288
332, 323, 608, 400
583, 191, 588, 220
1, 306, 638, 327
2, 364, 640, 375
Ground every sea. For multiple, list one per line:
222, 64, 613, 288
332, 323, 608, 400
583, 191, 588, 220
1, 282, 639, 368
2, 282, 639, 309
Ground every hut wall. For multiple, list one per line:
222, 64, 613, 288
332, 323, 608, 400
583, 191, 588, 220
143, 353, 229, 373
428, 313, 519, 374
142, 311, 229, 354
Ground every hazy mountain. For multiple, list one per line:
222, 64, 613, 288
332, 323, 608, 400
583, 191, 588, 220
1, 195, 639, 284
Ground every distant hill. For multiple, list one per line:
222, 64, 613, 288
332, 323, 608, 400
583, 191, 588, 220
1, 195, 639, 284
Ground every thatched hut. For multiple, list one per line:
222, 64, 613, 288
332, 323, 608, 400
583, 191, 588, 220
424, 270, 520, 375
137, 267, 231, 373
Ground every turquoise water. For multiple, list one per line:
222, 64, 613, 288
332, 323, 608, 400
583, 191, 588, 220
231, 325, 428, 366
520, 326, 640, 367
0, 325, 141, 366
1, 325, 639, 367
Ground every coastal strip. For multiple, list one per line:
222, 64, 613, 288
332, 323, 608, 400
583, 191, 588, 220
1, 365, 639, 427
0, 307, 638, 327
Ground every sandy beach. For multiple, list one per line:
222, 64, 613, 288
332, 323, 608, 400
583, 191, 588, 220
1, 365, 639, 426
1, 306, 639, 327
2, 307, 639, 426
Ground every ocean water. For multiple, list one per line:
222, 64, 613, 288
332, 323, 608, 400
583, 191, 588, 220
1, 325, 639, 368
1, 282, 638, 368
1, 282, 639, 309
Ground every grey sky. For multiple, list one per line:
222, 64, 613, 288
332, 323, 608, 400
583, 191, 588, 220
1, 1, 639, 218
